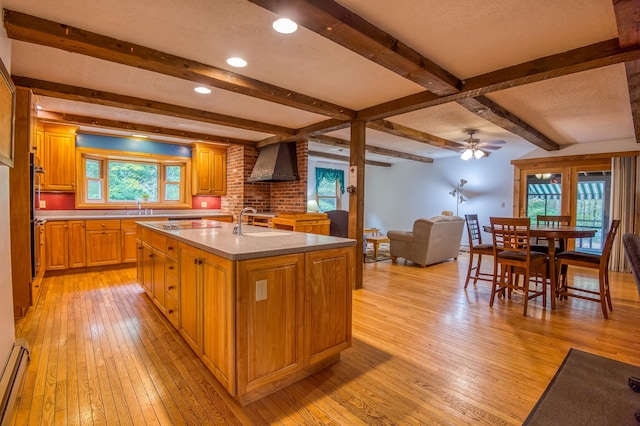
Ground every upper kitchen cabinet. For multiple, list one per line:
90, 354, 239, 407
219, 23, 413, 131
192, 143, 227, 196
40, 124, 78, 192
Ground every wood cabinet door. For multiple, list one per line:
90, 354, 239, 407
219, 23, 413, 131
236, 254, 304, 397
178, 243, 202, 354
141, 243, 153, 296
200, 251, 235, 394
304, 248, 353, 366
211, 150, 227, 195
45, 221, 69, 270
67, 221, 86, 268
43, 131, 75, 191
151, 249, 167, 314
121, 228, 138, 263
136, 239, 144, 285
193, 149, 212, 194
86, 229, 120, 266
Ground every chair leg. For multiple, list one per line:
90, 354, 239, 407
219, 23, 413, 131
599, 269, 609, 319
490, 263, 500, 307
464, 253, 475, 289
474, 255, 483, 285
522, 272, 529, 317
604, 269, 613, 312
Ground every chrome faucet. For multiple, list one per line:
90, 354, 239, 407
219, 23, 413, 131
233, 207, 257, 235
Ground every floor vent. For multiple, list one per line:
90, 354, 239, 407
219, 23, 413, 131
0, 339, 30, 426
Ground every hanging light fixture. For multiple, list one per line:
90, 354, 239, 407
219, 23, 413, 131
460, 149, 474, 161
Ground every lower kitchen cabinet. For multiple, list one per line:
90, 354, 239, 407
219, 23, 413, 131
46, 220, 86, 270
86, 229, 121, 266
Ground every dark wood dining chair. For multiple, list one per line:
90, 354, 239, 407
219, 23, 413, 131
490, 217, 548, 316
555, 219, 620, 319
464, 214, 494, 288
531, 215, 572, 254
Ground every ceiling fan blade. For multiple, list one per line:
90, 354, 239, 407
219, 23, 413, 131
482, 139, 506, 145
482, 145, 502, 150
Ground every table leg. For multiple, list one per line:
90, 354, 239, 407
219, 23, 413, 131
547, 237, 557, 310
373, 240, 380, 258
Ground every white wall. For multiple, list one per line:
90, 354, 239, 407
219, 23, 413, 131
363, 144, 534, 245
0, 0, 15, 372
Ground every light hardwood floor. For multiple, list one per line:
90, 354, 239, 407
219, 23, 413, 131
12, 254, 640, 425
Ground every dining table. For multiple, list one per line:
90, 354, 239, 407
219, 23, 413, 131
483, 224, 597, 309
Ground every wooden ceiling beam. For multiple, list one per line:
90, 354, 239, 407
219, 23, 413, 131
367, 119, 462, 151
613, 0, 640, 142
312, 134, 433, 163
37, 111, 255, 146
457, 96, 559, 151
14, 76, 294, 136
308, 150, 391, 167
247, 0, 460, 95
3, 9, 355, 121
359, 39, 640, 120
250, 1, 566, 150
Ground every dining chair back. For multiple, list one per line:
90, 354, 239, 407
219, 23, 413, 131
531, 215, 572, 253
464, 214, 494, 288
490, 217, 548, 316
555, 219, 621, 318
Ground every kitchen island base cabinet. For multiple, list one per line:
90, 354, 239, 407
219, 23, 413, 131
169, 238, 354, 405
178, 243, 236, 393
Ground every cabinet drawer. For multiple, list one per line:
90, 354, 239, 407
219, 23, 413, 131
166, 258, 178, 280
165, 238, 178, 258
86, 219, 121, 230
166, 274, 179, 298
151, 232, 166, 251
165, 295, 179, 329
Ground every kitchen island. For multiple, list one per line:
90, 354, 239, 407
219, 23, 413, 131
136, 219, 356, 404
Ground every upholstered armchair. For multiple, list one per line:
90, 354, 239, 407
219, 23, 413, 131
388, 216, 465, 267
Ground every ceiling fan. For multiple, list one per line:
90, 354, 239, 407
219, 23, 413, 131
458, 130, 505, 160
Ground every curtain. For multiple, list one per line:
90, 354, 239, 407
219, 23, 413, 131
610, 156, 638, 272
315, 168, 345, 194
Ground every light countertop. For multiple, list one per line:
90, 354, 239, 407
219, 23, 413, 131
139, 220, 355, 261
35, 209, 233, 221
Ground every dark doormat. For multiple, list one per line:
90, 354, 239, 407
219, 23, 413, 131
524, 348, 640, 425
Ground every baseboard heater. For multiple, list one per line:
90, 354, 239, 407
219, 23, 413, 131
0, 339, 30, 426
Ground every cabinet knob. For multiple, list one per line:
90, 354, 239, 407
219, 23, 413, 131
167, 246, 174, 251
101, 223, 105, 227
148, 254, 153, 258
193, 258, 198, 265
198, 259, 203, 265
167, 309, 174, 314
138, 246, 143, 250
168, 285, 175, 290
168, 265, 174, 270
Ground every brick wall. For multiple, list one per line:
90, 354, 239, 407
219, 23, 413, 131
221, 141, 309, 219
271, 140, 308, 213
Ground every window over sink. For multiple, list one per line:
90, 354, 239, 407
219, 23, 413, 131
76, 148, 191, 208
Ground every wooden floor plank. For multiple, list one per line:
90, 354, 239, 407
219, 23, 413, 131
12, 256, 640, 425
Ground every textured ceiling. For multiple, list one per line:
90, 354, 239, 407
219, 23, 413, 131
3, 0, 637, 164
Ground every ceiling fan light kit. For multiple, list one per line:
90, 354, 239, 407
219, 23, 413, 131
458, 130, 502, 160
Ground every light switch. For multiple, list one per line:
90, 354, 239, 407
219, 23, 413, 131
200, 201, 208, 208
39, 200, 46, 208
256, 279, 267, 301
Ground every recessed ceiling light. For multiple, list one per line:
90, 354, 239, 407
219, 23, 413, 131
36, 105, 43, 110
131, 134, 148, 138
226, 57, 247, 68
194, 86, 212, 94
273, 18, 298, 34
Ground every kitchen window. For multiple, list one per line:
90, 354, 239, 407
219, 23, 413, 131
76, 150, 191, 208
